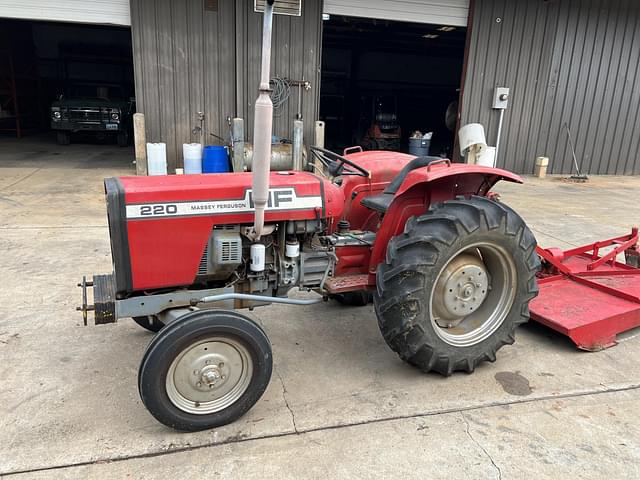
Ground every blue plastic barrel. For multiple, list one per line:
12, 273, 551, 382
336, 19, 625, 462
202, 146, 230, 173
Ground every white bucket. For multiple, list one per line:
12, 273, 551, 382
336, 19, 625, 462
147, 143, 167, 175
183, 143, 203, 174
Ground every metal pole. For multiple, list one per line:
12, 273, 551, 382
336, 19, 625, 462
292, 119, 304, 171
251, 0, 275, 239
199, 293, 323, 306
495, 109, 505, 165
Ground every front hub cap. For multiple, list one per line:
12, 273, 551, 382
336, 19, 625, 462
166, 337, 253, 414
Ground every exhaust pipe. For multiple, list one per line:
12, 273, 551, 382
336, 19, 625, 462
251, 0, 275, 239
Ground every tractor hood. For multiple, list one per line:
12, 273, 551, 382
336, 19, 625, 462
105, 171, 343, 292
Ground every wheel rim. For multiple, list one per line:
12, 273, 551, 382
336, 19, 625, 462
166, 336, 253, 415
429, 242, 517, 347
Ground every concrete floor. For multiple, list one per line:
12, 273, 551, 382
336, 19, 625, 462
1, 136, 639, 479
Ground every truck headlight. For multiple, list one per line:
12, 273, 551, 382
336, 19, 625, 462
52, 111, 61, 120
111, 112, 120, 121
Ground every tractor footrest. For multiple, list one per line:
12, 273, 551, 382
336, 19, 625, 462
93, 274, 117, 325
324, 274, 370, 294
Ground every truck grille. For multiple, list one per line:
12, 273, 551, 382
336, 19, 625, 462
68, 109, 108, 123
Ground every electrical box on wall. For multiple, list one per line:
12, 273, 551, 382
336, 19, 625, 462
492, 87, 510, 109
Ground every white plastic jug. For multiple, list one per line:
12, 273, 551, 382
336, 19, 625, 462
147, 143, 167, 175
183, 143, 203, 174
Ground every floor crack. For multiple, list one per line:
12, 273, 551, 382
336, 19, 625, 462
275, 367, 299, 434
460, 412, 502, 480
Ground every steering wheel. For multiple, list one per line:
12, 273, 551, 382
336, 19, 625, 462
309, 146, 370, 178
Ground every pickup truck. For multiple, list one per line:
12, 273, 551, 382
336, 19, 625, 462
50, 86, 134, 146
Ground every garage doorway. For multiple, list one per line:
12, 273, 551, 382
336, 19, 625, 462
0, 19, 134, 146
320, 15, 466, 158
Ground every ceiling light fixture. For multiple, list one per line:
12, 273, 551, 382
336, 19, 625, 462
422, 34, 439, 39
438, 26, 456, 32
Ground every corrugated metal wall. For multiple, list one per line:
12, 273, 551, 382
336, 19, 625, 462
461, 0, 640, 174
131, 0, 322, 172
234, 0, 322, 146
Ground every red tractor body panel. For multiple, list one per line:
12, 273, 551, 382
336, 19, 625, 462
106, 153, 522, 294
339, 150, 416, 231
110, 171, 344, 291
366, 162, 523, 279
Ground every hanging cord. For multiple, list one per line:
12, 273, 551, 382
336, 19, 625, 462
270, 77, 291, 115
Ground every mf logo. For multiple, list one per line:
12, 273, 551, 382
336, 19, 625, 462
246, 188, 295, 209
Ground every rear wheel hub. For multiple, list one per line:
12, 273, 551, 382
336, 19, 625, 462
436, 254, 489, 322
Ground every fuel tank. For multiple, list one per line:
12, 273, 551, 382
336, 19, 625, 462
105, 171, 344, 293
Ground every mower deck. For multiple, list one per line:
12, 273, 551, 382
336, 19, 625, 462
530, 229, 640, 351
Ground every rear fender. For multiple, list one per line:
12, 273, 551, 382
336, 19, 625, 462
367, 163, 523, 281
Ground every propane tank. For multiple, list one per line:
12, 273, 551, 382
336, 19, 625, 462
250, 244, 266, 272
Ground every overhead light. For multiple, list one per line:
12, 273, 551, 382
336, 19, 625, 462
438, 26, 456, 32
322, 13, 330, 21
422, 34, 439, 39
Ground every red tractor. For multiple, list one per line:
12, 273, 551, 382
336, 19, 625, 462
80, 149, 539, 431
78, 2, 538, 431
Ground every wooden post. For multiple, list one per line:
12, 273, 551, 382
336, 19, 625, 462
133, 113, 147, 176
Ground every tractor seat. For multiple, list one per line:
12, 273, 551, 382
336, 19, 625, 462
360, 156, 442, 214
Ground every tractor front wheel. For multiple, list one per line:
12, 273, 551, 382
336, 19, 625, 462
374, 196, 539, 375
138, 309, 272, 431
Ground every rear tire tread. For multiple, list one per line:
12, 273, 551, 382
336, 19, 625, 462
374, 196, 539, 376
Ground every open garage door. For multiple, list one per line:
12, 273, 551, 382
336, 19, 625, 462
0, 0, 130, 26
323, 0, 469, 27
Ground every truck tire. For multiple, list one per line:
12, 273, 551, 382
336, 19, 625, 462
138, 309, 272, 431
133, 316, 165, 333
57, 131, 70, 145
374, 196, 539, 375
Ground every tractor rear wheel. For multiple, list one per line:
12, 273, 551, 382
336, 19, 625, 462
138, 309, 272, 431
374, 196, 539, 375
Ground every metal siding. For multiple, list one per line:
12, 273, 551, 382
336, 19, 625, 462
235, 0, 322, 154
461, 0, 640, 174
132, 0, 321, 171
0, 0, 131, 25
323, 0, 469, 27
131, 0, 237, 171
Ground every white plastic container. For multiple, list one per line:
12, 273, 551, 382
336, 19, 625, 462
458, 123, 487, 161
147, 143, 167, 176
250, 244, 266, 272
477, 146, 496, 168
183, 143, 203, 174
285, 240, 300, 258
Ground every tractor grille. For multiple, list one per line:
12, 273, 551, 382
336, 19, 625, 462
197, 225, 242, 276
219, 240, 241, 263
197, 243, 210, 275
